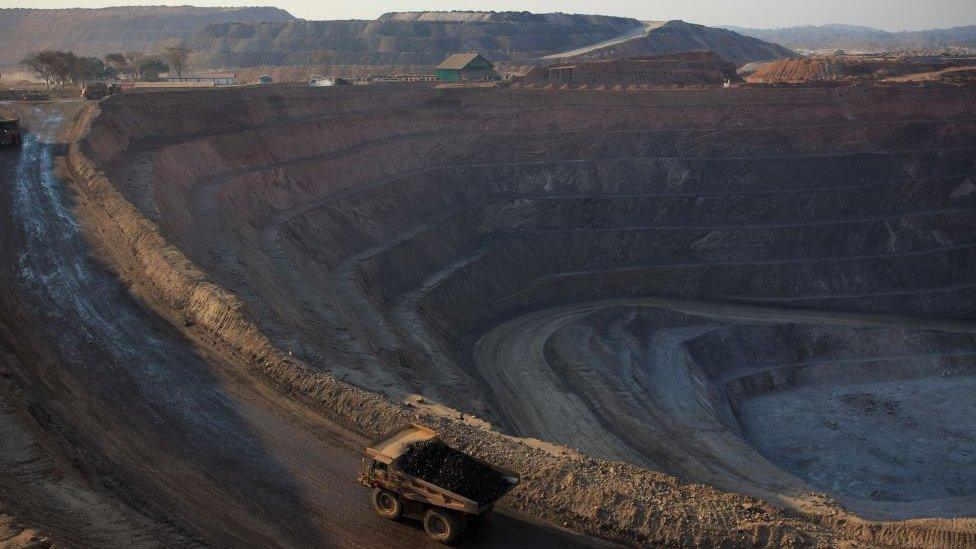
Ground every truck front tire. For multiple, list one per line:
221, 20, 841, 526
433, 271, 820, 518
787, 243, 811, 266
371, 488, 402, 519
423, 508, 463, 544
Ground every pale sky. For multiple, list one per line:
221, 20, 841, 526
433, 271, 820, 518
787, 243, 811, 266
2, 0, 974, 31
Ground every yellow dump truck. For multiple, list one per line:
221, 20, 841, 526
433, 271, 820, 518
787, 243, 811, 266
358, 424, 518, 543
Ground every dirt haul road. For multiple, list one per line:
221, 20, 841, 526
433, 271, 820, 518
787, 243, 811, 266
0, 103, 608, 547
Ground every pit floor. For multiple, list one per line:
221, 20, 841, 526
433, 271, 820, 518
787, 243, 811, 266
740, 374, 976, 502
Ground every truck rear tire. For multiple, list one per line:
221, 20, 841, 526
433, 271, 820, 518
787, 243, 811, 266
423, 508, 462, 544
371, 488, 402, 519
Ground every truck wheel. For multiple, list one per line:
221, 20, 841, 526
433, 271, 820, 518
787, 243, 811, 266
423, 508, 462, 544
371, 488, 401, 519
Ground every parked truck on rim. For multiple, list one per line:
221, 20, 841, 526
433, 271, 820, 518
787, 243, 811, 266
358, 424, 518, 544
81, 82, 122, 100
0, 118, 21, 147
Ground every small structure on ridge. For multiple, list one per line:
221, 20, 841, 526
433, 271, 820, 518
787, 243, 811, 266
435, 53, 498, 82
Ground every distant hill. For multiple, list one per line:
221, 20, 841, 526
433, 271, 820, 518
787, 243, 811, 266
0, 8, 795, 72
727, 24, 976, 52
0, 6, 295, 65
548, 20, 794, 67
185, 11, 644, 68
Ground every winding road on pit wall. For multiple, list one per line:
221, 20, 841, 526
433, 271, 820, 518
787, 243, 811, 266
0, 103, 611, 548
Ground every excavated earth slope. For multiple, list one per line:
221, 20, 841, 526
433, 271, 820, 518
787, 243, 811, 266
747, 57, 976, 84
72, 84, 976, 547
547, 20, 794, 67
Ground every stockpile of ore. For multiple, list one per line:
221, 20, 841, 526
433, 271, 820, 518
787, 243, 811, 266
398, 440, 513, 505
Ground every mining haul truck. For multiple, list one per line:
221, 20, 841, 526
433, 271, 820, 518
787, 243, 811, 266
81, 82, 122, 100
0, 118, 21, 147
359, 424, 519, 543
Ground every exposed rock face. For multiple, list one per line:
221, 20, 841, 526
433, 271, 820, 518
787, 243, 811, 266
551, 20, 794, 67
185, 12, 642, 68
0, 6, 295, 65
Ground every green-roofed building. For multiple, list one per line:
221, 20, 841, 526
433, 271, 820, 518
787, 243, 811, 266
435, 53, 498, 82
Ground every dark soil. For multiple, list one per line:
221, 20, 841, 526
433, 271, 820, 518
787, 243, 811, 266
397, 440, 513, 505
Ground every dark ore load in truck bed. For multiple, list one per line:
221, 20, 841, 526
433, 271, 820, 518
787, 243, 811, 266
398, 439, 514, 505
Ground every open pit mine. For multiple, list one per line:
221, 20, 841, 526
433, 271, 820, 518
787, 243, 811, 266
1, 82, 975, 548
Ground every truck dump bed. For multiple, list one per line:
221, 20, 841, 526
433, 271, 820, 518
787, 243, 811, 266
363, 424, 518, 514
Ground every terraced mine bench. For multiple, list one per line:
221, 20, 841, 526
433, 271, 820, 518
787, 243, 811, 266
72, 84, 976, 547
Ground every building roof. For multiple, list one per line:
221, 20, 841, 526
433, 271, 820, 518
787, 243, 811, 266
436, 53, 491, 70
